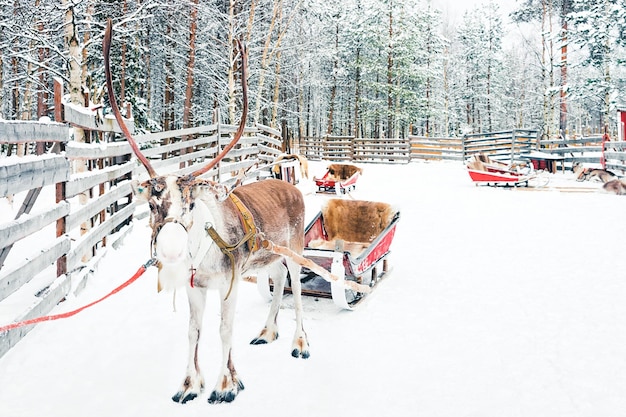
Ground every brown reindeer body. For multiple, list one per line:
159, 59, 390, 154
103, 20, 309, 406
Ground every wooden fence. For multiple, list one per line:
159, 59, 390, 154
302, 136, 410, 163
0, 97, 282, 358
301, 130, 626, 174
302, 130, 538, 163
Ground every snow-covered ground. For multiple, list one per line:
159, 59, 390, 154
2, 160, 626, 417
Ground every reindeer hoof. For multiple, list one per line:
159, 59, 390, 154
208, 380, 245, 404
250, 326, 279, 345
291, 334, 310, 359
172, 391, 198, 404
172, 375, 204, 404
291, 348, 310, 359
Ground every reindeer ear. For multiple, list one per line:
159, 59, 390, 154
131, 180, 151, 203
214, 184, 229, 201
194, 179, 229, 202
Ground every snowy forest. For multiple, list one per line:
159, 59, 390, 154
0, 0, 625, 141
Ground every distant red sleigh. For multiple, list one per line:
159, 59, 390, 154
466, 153, 549, 187
314, 163, 362, 194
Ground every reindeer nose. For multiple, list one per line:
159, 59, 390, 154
156, 222, 189, 264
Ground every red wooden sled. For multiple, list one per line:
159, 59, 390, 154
466, 154, 548, 187
314, 163, 362, 194
256, 199, 399, 309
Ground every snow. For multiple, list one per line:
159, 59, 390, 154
0, 153, 59, 168
2, 160, 626, 417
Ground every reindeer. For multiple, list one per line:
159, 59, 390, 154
103, 21, 309, 404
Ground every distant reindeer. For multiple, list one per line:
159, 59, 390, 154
573, 162, 617, 183
104, 20, 309, 404
271, 153, 309, 182
603, 179, 626, 195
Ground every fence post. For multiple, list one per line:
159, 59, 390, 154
511, 129, 517, 161
216, 108, 222, 183
56, 181, 67, 278
462, 134, 467, 161
53, 78, 64, 123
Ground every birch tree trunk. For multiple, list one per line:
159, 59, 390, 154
245, 0, 257, 45
270, 48, 282, 128
64, 0, 90, 259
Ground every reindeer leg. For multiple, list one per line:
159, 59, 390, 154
208, 278, 244, 403
287, 258, 309, 359
172, 286, 207, 404
251, 262, 287, 345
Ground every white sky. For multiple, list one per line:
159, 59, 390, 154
431, 0, 517, 23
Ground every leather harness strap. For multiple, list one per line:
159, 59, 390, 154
228, 193, 261, 252
204, 192, 260, 299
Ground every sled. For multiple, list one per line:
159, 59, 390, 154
314, 163, 362, 194
466, 153, 549, 187
257, 199, 399, 309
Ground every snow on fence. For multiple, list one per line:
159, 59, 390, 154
0, 114, 282, 359
0, 120, 71, 358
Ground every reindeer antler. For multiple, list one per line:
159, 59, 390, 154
103, 19, 158, 178
190, 39, 248, 178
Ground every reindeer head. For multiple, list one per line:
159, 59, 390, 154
104, 20, 247, 287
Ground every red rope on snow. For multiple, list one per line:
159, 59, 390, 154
0, 258, 156, 334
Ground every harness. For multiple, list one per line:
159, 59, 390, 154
204, 192, 260, 299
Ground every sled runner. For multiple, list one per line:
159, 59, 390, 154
314, 163, 362, 194
257, 199, 399, 309
466, 153, 549, 187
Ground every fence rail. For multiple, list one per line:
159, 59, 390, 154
409, 136, 463, 161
